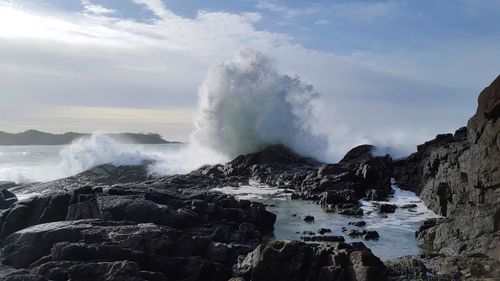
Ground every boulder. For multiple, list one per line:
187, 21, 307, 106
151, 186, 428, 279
304, 215, 315, 223
378, 204, 396, 214
348, 251, 387, 281
235, 240, 387, 281
235, 240, 314, 281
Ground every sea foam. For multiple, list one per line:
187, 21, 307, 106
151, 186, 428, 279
190, 49, 328, 160
0, 50, 330, 183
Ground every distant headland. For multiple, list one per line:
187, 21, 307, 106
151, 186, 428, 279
0, 130, 179, 146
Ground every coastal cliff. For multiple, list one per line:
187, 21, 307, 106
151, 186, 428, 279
394, 76, 500, 261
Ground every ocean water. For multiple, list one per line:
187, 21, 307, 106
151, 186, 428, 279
215, 183, 440, 261
0, 142, 439, 261
0, 142, 183, 183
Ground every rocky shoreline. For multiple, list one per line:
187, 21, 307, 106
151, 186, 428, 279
0, 76, 498, 280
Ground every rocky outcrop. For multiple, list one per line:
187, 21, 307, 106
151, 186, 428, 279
387, 254, 500, 281
0, 179, 276, 280
393, 75, 500, 261
234, 240, 387, 281
201, 144, 393, 214
0, 143, 396, 280
0, 220, 235, 280
14, 144, 393, 217
10, 164, 152, 195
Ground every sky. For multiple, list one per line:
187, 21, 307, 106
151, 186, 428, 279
0, 0, 499, 154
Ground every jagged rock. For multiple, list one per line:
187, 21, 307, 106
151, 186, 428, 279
348, 250, 387, 281
38, 260, 167, 281
378, 204, 397, 214
0, 189, 17, 209
394, 76, 500, 261
235, 240, 387, 281
235, 240, 314, 281
343, 229, 380, 241
318, 228, 331, 235
386, 256, 428, 280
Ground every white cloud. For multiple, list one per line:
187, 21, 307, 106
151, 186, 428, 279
256, 1, 321, 19
132, 0, 174, 19
256, 1, 401, 26
82, 0, 115, 16
0, 1, 497, 157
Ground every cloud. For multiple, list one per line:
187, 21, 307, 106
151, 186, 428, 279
256, 1, 401, 26
0, 1, 497, 157
132, 0, 176, 20
256, 1, 321, 19
256, 1, 288, 13
82, 0, 115, 16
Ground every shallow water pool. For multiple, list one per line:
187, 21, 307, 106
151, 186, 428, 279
214, 183, 440, 261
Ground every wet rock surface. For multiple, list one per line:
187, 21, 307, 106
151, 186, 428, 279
0, 182, 276, 280
394, 76, 500, 262
234, 240, 387, 281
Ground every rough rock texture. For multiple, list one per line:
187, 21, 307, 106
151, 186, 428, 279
0, 180, 276, 280
0, 220, 251, 280
394, 75, 500, 261
387, 254, 500, 281
0, 144, 395, 280
10, 164, 152, 195
235, 240, 387, 281
13, 144, 393, 217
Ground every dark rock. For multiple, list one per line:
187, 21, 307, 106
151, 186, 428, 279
0, 181, 17, 190
337, 206, 364, 216
235, 240, 387, 281
394, 76, 500, 261
349, 221, 366, 227
235, 240, 314, 281
378, 204, 397, 214
344, 229, 366, 237
318, 228, 331, 235
301, 235, 345, 242
339, 145, 375, 165
320, 190, 357, 206
363, 231, 380, 241
400, 204, 417, 209
348, 250, 387, 281
0, 189, 17, 209
303, 215, 315, 223
386, 256, 428, 280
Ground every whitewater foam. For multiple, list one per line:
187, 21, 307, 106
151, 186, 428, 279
0, 50, 335, 183
0, 134, 160, 183
190, 49, 328, 160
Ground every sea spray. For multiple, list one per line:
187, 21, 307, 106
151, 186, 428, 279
0, 50, 331, 183
0, 134, 162, 183
57, 134, 154, 175
190, 49, 328, 160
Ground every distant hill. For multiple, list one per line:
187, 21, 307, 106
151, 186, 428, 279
0, 130, 178, 146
